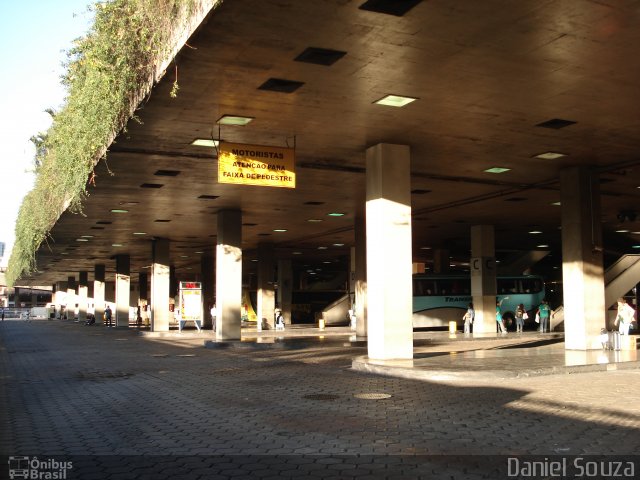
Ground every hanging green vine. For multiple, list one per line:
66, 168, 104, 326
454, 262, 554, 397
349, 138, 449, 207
6, 0, 218, 286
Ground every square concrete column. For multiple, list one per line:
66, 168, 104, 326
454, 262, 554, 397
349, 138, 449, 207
151, 238, 171, 332
94, 265, 105, 325
66, 276, 76, 319
366, 143, 413, 360
200, 250, 215, 329
277, 259, 293, 325
78, 271, 88, 323
115, 254, 130, 328
561, 166, 605, 350
471, 225, 497, 334
138, 272, 148, 305
257, 244, 275, 331
354, 212, 368, 337
216, 210, 242, 340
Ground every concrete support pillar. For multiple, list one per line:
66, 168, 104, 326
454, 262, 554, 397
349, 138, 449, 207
470, 225, 497, 334
277, 259, 293, 326
94, 265, 105, 325
433, 249, 450, 273
139, 272, 148, 305
151, 238, 171, 332
354, 212, 367, 337
561, 166, 605, 350
115, 254, 130, 328
257, 244, 275, 331
201, 251, 215, 329
216, 210, 242, 340
365, 143, 413, 360
78, 271, 88, 323
66, 277, 76, 319
170, 266, 178, 300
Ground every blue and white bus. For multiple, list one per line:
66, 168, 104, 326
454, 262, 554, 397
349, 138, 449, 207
413, 274, 546, 330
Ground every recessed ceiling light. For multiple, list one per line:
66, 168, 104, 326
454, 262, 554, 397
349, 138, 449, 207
191, 139, 219, 147
529, 231, 543, 234
551, 201, 561, 206
420, 246, 432, 250
81, 235, 94, 238
112, 243, 123, 247
273, 229, 287, 232
327, 212, 345, 217
111, 209, 128, 213
133, 232, 147, 235
632, 245, 640, 249
534, 152, 566, 160
60, 252, 68, 255
307, 219, 323, 223
292, 251, 302, 255
216, 115, 254, 126
374, 94, 418, 107
632, 231, 640, 235
536, 244, 549, 248
616, 229, 630, 233
251, 259, 259, 262
180, 255, 189, 258
484, 167, 511, 174
332, 243, 344, 247
317, 246, 328, 250
76, 238, 89, 242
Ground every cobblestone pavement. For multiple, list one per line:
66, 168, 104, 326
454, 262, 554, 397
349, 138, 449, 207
1, 320, 639, 479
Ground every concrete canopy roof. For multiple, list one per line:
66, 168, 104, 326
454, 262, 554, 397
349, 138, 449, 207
25, 0, 640, 286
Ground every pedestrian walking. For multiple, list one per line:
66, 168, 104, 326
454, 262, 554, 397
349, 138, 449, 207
496, 297, 508, 333
615, 297, 635, 335
537, 299, 551, 333
463, 302, 474, 334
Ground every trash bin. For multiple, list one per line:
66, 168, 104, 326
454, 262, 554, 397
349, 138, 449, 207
449, 321, 457, 334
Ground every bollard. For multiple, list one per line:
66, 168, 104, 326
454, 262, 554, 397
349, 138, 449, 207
449, 321, 457, 334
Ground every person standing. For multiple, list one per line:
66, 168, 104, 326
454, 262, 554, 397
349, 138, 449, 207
463, 302, 474, 334
515, 303, 526, 333
104, 305, 113, 327
537, 299, 551, 333
496, 297, 508, 334
615, 297, 635, 335
1, 307, 4, 322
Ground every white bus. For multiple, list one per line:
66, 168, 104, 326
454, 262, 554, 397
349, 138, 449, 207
413, 274, 546, 330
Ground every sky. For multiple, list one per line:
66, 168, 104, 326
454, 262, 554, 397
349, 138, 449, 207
0, 0, 93, 267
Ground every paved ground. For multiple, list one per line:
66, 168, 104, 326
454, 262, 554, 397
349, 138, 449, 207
1, 319, 639, 479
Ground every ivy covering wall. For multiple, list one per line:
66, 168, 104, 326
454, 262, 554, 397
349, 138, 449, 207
6, 0, 219, 286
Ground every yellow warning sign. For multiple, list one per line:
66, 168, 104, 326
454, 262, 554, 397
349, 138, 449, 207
218, 142, 295, 188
